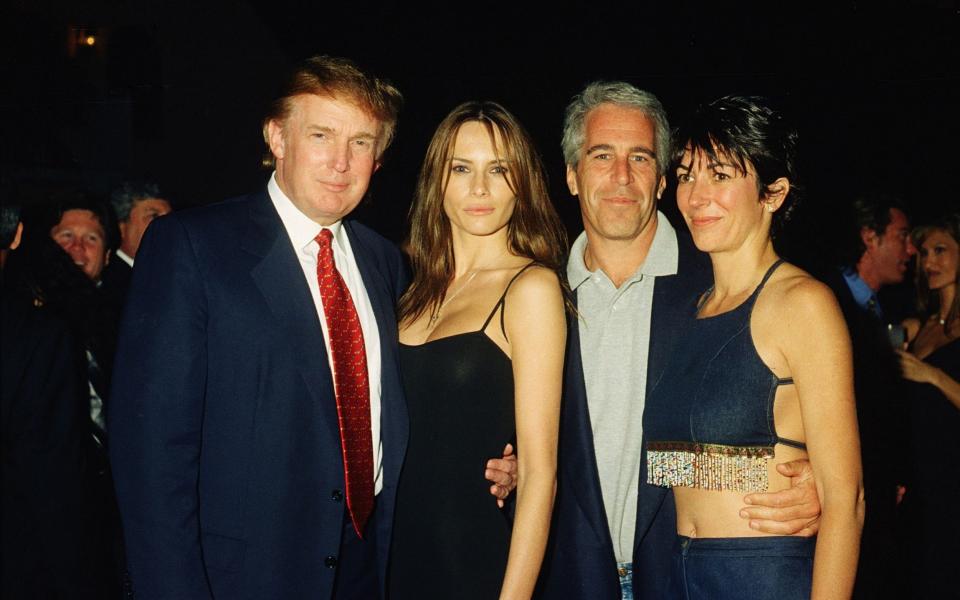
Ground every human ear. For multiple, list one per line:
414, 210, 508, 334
565, 164, 579, 197
266, 119, 286, 160
762, 177, 790, 212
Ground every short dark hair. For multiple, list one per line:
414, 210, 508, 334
846, 193, 907, 264
262, 55, 403, 164
672, 95, 800, 237
47, 192, 120, 251
110, 181, 163, 222
0, 203, 22, 248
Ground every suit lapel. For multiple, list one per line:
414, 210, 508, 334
635, 234, 709, 551
242, 191, 339, 442
562, 293, 617, 547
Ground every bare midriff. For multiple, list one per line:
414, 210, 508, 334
673, 443, 808, 538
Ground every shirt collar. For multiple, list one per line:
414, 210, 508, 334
566, 211, 679, 291
267, 172, 345, 253
841, 266, 881, 313
115, 248, 134, 267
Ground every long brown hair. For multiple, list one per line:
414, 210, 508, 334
913, 212, 960, 333
398, 101, 568, 323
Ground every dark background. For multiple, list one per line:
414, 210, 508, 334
3, 0, 957, 278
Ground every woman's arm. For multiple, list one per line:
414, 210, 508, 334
499, 266, 566, 600
898, 350, 960, 410
779, 278, 865, 600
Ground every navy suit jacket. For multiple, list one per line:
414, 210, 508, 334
109, 190, 408, 599
538, 232, 710, 599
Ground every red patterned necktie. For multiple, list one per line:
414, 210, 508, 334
315, 228, 374, 538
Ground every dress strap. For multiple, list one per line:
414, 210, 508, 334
756, 259, 786, 291
696, 259, 786, 313
480, 262, 538, 341
775, 436, 807, 450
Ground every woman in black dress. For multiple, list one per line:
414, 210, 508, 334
388, 101, 567, 599
897, 213, 960, 597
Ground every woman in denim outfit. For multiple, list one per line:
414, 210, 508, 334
643, 96, 864, 599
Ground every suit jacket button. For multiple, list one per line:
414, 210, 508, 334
325, 555, 338, 568
331, 489, 343, 502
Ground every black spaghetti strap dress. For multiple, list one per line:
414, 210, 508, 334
388, 265, 534, 599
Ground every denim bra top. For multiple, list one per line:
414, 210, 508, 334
644, 259, 805, 492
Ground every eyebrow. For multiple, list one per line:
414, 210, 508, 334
450, 157, 511, 164
586, 143, 656, 156
676, 159, 736, 171
305, 125, 377, 139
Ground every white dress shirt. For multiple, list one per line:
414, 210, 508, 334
115, 248, 135, 268
268, 174, 383, 494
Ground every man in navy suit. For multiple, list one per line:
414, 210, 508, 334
109, 56, 409, 599
537, 82, 823, 599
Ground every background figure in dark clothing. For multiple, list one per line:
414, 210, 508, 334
1, 202, 97, 597
102, 182, 172, 310
819, 193, 912, 599
3, 192, 126, 597
896, 213, 960, 598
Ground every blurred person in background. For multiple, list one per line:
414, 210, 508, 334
821, 193, 913, 599
1, 200, 100, 597
4, 191, 125, 596
102, 182, 171, 309
896, 213, 960, 598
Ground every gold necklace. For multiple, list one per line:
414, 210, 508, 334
429, 270, 480, 325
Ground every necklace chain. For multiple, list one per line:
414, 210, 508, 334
429, 270, 480, 325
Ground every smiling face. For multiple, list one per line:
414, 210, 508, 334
675, 147, 786, 254
442, 121, 517, 239
50, 209, 110, 281
566, 104, 665, 245
267, 93, 383, 225
919, 228, 959, 292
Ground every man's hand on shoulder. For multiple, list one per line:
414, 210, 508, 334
485, 443, 518, 509
740, 459, 821, 537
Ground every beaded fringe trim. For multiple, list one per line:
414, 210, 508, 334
646, 441, 774, 492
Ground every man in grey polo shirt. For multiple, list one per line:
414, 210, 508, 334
538, 81, 822, 600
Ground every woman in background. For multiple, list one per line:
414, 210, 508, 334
897, 213, 960, 597
388, 101, 567, 599
643, 96, 863, 599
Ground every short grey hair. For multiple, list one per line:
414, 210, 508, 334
561, 81, 671, 176
110, 182, 163, 222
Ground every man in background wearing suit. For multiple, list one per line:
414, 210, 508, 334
101, 181, 171, 309
110, 56, 408, 599
538, 82, 823, 600
826, 194, 913, 599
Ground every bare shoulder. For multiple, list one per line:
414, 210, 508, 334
502, 265, 565, 334
763, 263, 839, 316
505, 264, 563, 304
755, 262, 845, 339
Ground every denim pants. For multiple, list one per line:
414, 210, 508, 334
617, 562, 633, 600
668, 535, 815, 600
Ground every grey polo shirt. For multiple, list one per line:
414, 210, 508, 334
566, 213, 679, 563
